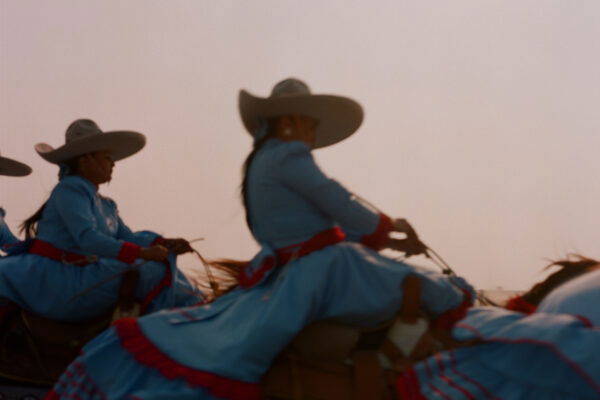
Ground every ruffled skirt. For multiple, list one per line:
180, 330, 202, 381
48, 242, 470, 399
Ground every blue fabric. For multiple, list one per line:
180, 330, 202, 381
252, 118, 269, 143
246, 140, 381, 248
49, 139, 470, 398
409, 307, 600, 399
36, 176, 155, 258
0, 175, 202, 321
538, 268, 600, 325
0, 207, 22, 254
58, 163, 71, 181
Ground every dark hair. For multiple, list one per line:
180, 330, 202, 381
240, 118, 279, 231
521, 254, 599, 306
20, 157, 80, 240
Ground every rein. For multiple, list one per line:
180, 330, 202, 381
421, 243, 498, 306
353, 193, 497, 306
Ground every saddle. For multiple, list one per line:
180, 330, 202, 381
262, 319, 406, 400
0, 270, 141, 385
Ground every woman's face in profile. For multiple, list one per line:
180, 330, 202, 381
79, 150, 115, 185
278, 115, 319, 149
295, 116, 318, 148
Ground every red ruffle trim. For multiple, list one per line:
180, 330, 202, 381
115, 318, 260, 400
117, 241, 142, 264
431, 289, 474, 330
360, 213, 393, 250
505, 295, 537, 314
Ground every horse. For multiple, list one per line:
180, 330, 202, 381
4, 254, 597, 400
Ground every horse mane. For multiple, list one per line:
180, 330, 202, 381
520, 254, 599, 306
187, 258, 244, 300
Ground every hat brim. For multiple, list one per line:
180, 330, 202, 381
0, 157, 32, 177
239, 90, 363, 149
35, 131, 146, 164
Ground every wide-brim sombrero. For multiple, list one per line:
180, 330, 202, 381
35, 119, 146, 164
239, 78, 363, 149
0, 154, 32, 176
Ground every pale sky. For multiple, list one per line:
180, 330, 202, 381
1, 1, 599, 291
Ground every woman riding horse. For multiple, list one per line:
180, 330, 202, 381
0, 119, 202, 322
46, 79, 473, 400
398, 255, 600, 399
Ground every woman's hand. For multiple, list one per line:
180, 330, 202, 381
139, 245, 169, 261
388, 218, 427, 256
162, 238, 193, 255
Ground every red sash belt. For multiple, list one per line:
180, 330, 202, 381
29, 239, 97, 267
276, 227, 346, 265
239, 227, 346, 288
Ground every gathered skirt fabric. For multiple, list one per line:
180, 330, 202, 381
0, 252, 202, 321
49, 242, 470, 400
398, 307, 600, 400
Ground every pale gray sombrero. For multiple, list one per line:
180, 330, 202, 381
0, 152, 32, 176
35, 119, 146, 164
239, 78, 364, 149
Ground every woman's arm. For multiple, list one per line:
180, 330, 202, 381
273, 142, 393, 250
51, 182, 166, 263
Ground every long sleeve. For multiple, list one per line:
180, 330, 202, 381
273, 142, 392, 249
49, 180, 141, 263
105, 197, 162, 247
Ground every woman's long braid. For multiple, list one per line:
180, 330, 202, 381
20, 157, 80, 240
240, 118, 278, 232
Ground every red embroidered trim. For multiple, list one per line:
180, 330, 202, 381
434, 352, 475, 399
448, 350, 495, 399
29, 239, 96, 266
238, 227, 346, 288
456, 322, 600, 395
117, 242, 141, 264
505, 295, 537, 314
423, 358, 451, 400
360, 213, 393, 250
431, 289, 473, 330
114, 318, 260, 400
140, 259, 172, 314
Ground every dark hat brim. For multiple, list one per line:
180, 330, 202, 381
0, 157, 32, 177
35, 131, 146, 164
239, 90, 363, 149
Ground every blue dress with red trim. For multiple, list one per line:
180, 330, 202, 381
0, 175, 201, 321
47, 139, 472, 400
398, 272, 600, 400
